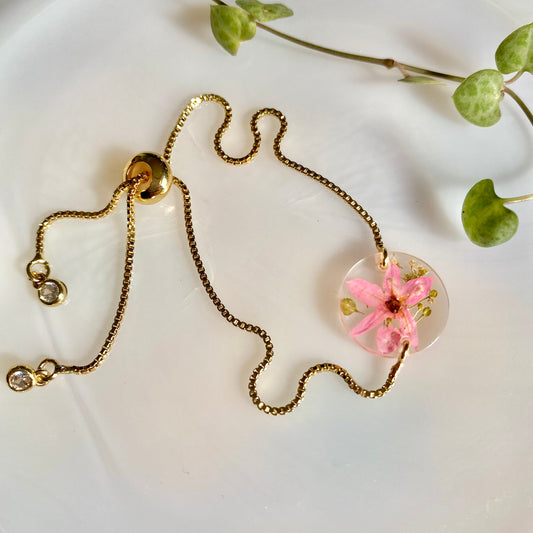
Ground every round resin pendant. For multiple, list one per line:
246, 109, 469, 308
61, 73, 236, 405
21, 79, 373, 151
338, 252, 448, 357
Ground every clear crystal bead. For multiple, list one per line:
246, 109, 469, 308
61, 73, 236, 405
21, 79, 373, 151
40, 281, 59, 303
38, 280, 66, 306
7, 367, 34, 392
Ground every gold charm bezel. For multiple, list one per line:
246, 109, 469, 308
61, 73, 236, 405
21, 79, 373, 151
7, 365, 36, 392
38, 279, 68, 306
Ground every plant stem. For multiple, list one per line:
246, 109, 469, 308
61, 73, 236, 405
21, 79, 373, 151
504, 87, 533, 127
211, 0, 465, 82
505, 70, 524, 85
211, 0, 533, 127
256, 21, 466, 83
503, 192, 533, 204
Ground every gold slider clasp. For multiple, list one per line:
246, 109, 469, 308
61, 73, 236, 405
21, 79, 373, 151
124, 152, 172, 204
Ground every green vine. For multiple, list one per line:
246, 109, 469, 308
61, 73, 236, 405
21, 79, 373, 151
209, 0, 533, 247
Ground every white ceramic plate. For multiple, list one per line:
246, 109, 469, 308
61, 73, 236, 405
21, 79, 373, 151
0, 1, 532, 531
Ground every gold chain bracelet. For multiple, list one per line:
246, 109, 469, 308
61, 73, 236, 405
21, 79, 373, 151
7, 94, 448, 415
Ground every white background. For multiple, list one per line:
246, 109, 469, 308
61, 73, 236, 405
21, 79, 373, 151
0, 0, 532, 531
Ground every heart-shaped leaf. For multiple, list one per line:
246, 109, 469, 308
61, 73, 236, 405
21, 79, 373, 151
462, 179, 519, 247
236, 0, 293, 22
495, 22, 533, 75
210, 5, 256, 55
452, 70, 504, 127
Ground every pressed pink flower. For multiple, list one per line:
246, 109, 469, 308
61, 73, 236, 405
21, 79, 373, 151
346, 262, 434, 355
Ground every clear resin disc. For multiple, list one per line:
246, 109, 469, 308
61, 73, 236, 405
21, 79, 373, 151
338, 252, 448, 357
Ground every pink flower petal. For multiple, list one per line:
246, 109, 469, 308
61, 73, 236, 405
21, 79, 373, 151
398, 308, 419, 349
376, 325, 403, 355
399, 276, 434, 306
350, 308, 389, 338
346, 278, 385, 307
383, 262, 402, 296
